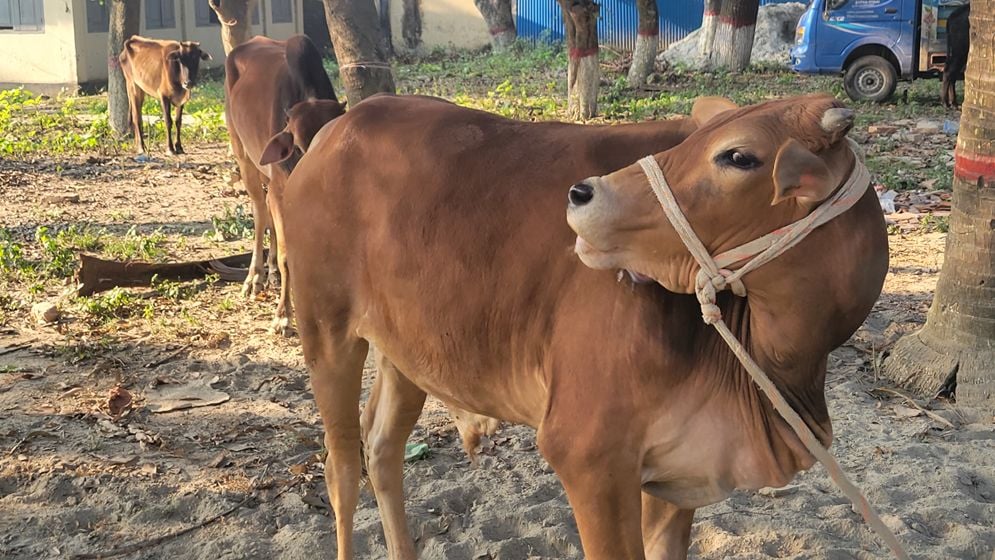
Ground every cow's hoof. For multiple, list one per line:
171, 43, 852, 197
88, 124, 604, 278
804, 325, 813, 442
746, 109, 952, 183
266, 271, 281, 289
242, 277, 264, 298
174, 146, 185, 155
271, 316, 294, 337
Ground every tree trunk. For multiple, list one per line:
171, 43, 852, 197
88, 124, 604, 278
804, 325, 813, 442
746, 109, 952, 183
473, 0, 516, 50
209, 0, 258, 55
710, 0, 759, 71
698, 0, 722, 64
559, 0, 599, 119
884, 0, 995, 412
322, 0, 396, 105
401, 0, 422, 50
627, 0, 657, 88
108, 0, 140, 137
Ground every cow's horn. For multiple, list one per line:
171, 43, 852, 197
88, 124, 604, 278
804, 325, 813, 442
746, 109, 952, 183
821, 108, 854, 133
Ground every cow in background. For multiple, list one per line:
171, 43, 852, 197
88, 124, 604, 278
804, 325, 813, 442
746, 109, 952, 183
225, 35, 346, 336
941, 4, 970, 108
119, 36, 212, 158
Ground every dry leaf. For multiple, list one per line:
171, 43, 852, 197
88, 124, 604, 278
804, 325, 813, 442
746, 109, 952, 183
107, 385, 133, 418
289, 463, 309, 476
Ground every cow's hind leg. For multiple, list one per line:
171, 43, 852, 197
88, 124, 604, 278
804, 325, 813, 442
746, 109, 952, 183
941, 73, 953, 107
266, 187, 293, 336
304, 324, 369, 560
361, 350, 425, 560
641, 493, 694, 560
239, 163, 269, 298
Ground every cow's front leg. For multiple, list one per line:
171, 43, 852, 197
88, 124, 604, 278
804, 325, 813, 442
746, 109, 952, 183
641, 493, 694, 560
266, 188, 293, 337
173, 103, 185, 154
538, 423, 645, 559
161, 97, 176, 155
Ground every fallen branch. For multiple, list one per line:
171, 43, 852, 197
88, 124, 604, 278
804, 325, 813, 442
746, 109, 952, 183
873, 387, 956, 430
75, 252, 259, 297
144, 344, 191, 369
71, 474, 300, 560
0, 341, 34, 357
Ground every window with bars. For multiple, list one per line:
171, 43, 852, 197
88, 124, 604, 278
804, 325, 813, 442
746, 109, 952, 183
0, 0, 44, 32
195, 1, 260, 27
145, 0, 176, 29
86, 0, 109, 33
271, 0, 293, 23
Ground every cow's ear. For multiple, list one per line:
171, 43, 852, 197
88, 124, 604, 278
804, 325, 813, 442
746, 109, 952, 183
691, 97, 738, 126
200, 50, 213, 61
772, 139, 835, 205
260, 131, 295, 165
166, 50, 181, 62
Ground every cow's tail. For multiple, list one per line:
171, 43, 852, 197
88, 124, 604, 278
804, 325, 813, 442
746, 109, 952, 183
285, 35, 338, 102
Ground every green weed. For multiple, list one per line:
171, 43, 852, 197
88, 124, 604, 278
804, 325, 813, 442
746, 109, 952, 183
80, 288, 141, 323
208, 205, 254, 241
103, 227, 167, 261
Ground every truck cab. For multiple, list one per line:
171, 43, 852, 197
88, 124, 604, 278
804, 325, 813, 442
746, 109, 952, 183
790, 0, 969, 102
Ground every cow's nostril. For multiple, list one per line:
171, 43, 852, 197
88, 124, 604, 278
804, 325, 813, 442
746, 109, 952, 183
569, 182, 595, 206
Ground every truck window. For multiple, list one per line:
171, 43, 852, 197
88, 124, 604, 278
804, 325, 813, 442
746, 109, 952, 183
827, 0, 848, 9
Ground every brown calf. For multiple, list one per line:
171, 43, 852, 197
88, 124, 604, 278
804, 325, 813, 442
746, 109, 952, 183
225, 35, 345, 336
119, 36, 211, 158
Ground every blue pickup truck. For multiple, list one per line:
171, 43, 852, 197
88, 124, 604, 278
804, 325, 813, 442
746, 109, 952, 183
790, 0, 969, 102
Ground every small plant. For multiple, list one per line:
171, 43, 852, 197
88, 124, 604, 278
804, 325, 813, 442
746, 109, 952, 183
208, 205, 254, 241
80, 288, 140, 323
917, 214, 950, 234
151, 274, 197, 302
104, 227, 166, 261
35, 225, 103, 277
0, 229, 28, 274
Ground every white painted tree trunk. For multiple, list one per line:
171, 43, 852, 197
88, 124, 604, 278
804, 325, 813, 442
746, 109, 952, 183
568, 54, 599, 119
711, 22, 756, 71
627, 33, 658, 87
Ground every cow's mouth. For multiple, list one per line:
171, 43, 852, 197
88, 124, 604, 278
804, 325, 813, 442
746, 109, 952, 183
574, 236, 620, 270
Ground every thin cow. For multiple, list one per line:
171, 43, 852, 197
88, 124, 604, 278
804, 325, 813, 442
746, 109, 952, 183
119, 36, 211, 157
225, 35, 346, 336
282, 94, 887, 559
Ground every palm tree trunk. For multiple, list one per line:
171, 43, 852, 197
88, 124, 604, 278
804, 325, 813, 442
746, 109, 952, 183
710, 0, 759, 70
559, 0, 599, 119
108, 0, 140, 137
884, 0, 995, 412
322, 0, 396, 105
473, 0, 516, 50
209, 0, 258, 55
627, 0, 658, 88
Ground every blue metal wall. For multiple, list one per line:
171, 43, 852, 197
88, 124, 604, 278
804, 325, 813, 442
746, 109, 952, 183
517, 0, 793, 51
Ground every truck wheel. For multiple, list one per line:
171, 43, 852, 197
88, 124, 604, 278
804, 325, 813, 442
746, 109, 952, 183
843, 55, 897, 103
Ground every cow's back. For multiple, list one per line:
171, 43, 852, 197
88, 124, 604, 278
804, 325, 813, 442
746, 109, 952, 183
284, 96, 695, 425
119, 36, 169, 95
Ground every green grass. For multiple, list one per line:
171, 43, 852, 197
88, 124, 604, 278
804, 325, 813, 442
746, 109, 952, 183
207, 204, 254, 241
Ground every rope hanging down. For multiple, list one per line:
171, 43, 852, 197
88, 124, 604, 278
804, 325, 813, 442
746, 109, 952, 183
636, 146, 910, 560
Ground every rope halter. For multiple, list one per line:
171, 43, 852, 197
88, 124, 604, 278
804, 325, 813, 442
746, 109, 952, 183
637, 139, 871, 324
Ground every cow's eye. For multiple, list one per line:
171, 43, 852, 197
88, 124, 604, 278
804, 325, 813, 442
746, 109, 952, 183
717, 149, 762, 170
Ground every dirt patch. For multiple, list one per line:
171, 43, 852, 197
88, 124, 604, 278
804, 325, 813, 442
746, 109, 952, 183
0, 142, 992, 560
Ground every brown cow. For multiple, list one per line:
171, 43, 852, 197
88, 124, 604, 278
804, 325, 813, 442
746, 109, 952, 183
225, 35, 345, 336
119, 36, 211, 158
283, 94, 887, 559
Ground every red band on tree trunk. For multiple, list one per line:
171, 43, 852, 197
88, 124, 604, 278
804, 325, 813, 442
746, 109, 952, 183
638, 30, 659, 37
703, 10, 720, 17
954, 150, 995, 182
569, 47, 599, 59
108, 55, 121, 69
717, 15, 757, 28
489, 27, 511, 35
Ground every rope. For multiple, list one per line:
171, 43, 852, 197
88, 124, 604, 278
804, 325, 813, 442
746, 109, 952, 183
637, 149, 910, 560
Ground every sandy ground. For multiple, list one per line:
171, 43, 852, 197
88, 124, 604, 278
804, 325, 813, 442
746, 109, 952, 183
0, 143, 993, 560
